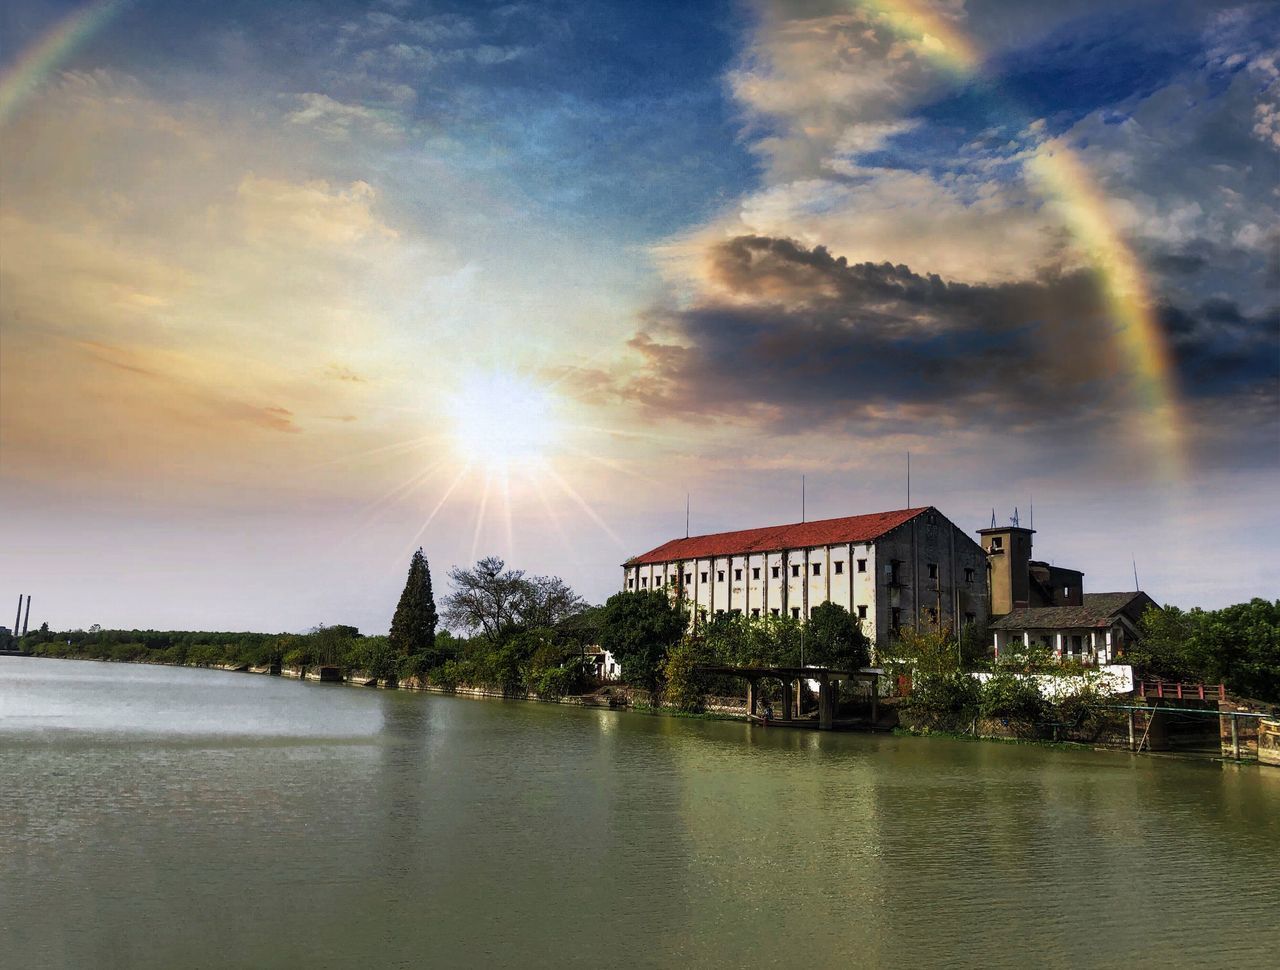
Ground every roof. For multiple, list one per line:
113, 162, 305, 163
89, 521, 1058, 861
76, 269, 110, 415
990, 592, 1157, 631
625, 507, 931, 566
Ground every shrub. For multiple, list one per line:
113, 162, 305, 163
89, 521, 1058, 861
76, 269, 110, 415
979, 672, 1046, 723
533, 665, 578, 699
661, 642, 708, 713
906, 673, 981, 716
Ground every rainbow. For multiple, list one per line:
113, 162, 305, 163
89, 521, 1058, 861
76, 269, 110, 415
0, 0, 132, 126
854, 0, 1187, 480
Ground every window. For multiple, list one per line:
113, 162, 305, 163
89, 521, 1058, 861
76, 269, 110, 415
834, 561, 844, 575
641, 577, 647, 588
684, 572, 692, 584
791, 607, 800, 619
734, 568, 742, 581
627, 578, 634, 589
752, 567, 760, 580
1063, 586, 1071, 598
812, 563, 821, 576
888, 561, 901, 584
751, 608, 760, 618
717, 570, 725, 582
964, 567, 974, 583
857, 605, 868, 619
700, 572, 708, 583
891, 607, 902, 631
965, 612, 975, 626
771, 608, 780, 617
791, 564, 801, 577
1072, 635, 1083, 652
771, 565, 780, 579
991, 537, 1003, 550
927, 563, 938, 580
857, 559, 867, 573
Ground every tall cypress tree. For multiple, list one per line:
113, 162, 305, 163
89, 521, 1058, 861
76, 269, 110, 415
389, 548, 438, 659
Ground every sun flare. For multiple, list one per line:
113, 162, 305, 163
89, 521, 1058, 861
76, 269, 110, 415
447, 372, 559, 474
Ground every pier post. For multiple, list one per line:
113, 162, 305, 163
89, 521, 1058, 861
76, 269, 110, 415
782, 681, 794, 721
747, 678, 757, 717
1231, 714, 1240, 760
818, 676, 833, 730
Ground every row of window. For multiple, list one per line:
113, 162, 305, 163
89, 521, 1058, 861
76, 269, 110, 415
713, 604, 872, 621
629, 561, 976, 588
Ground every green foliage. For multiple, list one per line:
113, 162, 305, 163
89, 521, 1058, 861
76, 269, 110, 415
905, 673, 981, 716
893, 626, 963, 677
598, 590, 687, 691
532, 665, 578, 700
1134, 599, 1279, 702
661, 640, 710, 712
443, 556, 586, 639
805, 602, 870, 670
388, 548, 438, 659
979, 672, 1047, 722
353, 636, 400, 681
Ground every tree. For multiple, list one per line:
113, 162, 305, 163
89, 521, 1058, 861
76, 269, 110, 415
443, 556, 533, 638
389, 548, 439, 658
805, 602, 870, 670
1136, 599, 1280, 702
442, 556, 586, 638
598, 590, 686, 691
520, 574, 588, 630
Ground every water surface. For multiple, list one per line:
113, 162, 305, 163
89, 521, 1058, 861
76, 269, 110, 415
2, 657, 1276, 968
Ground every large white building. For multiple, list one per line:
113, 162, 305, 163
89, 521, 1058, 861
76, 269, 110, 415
622, 506, 989, 644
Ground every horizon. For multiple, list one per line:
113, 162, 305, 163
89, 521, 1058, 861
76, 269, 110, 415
2, 0, 1277, 634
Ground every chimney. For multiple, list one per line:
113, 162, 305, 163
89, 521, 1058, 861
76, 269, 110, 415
22, 595, 31, 636
13, 595, 21, 636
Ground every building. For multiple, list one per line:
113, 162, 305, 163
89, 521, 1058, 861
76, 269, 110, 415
978, 521, 1156, 663
622, 506, 989, 644
584, 646, 623, 682
989, 592, 1157, 664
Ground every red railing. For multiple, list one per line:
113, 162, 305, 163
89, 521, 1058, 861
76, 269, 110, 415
1137, 680, 1225, 701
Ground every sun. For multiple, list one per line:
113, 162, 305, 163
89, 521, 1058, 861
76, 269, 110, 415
447, 371, 560, 474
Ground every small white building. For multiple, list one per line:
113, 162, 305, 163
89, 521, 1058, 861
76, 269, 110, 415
622, 506, 989, 645
989, 591, 1157, 665
584, 647, 623, 681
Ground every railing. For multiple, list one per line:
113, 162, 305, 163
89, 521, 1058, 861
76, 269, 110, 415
1136, 680, 1225, 701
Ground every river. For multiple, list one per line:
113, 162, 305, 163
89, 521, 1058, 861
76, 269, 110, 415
1, 656, 1276, 968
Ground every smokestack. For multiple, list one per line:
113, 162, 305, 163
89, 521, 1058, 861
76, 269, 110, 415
13, 595, 20, 636
22, 595, 31, 636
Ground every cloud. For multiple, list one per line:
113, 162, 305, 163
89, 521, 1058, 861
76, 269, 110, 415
589, 236, 1278, 456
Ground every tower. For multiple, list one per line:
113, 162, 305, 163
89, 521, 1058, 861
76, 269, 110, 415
977, 525, 1035, 617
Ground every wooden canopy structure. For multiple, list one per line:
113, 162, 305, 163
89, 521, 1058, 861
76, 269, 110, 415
695, 665, 882, 730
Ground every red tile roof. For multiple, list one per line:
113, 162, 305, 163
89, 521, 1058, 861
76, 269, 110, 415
625, 507, 931, 566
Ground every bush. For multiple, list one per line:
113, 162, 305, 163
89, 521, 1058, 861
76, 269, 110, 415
533, 665, 578, 699
281, 647, 311, 669
661, 641, 707, 713
906, 673, 981, 716
979, 672, 1046, 723
187, 645, 226, 667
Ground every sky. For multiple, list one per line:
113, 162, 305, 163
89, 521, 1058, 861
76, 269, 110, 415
0, 0, 1276, 635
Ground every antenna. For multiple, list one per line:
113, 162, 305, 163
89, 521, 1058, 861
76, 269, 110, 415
990, 509, 997, 529
1132, 555, 1139, 592
1011, 506, 1019, 528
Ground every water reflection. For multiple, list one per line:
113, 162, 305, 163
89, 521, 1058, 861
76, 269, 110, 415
1, 658, 1277, 968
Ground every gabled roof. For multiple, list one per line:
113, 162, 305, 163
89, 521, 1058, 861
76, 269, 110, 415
625, 507, 931, 566
990, 591, 1157, 631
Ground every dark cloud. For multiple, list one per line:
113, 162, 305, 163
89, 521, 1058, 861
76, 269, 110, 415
606, 236, 1278, 442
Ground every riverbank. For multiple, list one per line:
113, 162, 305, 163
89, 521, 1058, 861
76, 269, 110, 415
6, 652, 1274, 764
